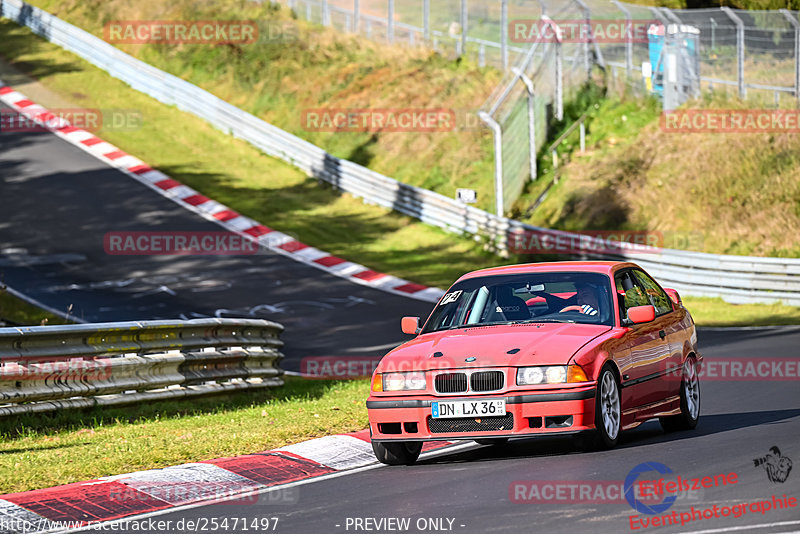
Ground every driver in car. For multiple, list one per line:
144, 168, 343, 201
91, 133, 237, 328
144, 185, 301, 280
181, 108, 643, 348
560, 282, 599, 316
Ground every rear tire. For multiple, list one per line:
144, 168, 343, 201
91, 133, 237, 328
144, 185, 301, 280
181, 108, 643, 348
372, 441, 423, 465
474, 438, 509, 446
660, 358, 700, 432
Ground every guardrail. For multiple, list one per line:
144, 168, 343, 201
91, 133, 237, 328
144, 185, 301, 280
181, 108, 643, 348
0, 318, 284, 416
2, 0, 800, 306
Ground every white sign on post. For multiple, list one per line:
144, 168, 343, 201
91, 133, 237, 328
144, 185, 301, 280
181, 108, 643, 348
456, 189, 477, 204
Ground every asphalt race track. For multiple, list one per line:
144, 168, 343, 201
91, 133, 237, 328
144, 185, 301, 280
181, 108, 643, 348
66, 327, 800, 534
0, 103, 433, 372
2, 106, 800, 534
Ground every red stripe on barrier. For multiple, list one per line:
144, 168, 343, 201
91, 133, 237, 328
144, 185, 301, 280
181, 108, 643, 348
278, 240, 309, 253
81, 137, 103, 146
154, 179, 181, 190
314, 256, 346, 267
0, 86, 13, 95
35, 112, 55, 123
182, 194, 211, 206
353, 270, 386, 282
128, 165, 154, 175
203, 453, 334, 487
213, 209, 239, 222
103, 150, 127, 160
244, 225, 272, 237
393, 282, 427, 294
14, 99, 34, 108
57, 125, 81, 134
2, 481, 170, 523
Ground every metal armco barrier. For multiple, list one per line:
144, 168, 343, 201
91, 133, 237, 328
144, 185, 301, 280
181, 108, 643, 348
0, 319, 284, 416
2, 0, 800, 306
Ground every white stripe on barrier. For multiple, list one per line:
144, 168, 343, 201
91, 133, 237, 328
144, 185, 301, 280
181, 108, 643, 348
116, 463, 262, 506
0, 500, 49, 533
276, 435, 376, 471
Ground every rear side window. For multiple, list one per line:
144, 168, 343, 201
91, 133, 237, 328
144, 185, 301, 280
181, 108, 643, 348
632, 270, 673, 316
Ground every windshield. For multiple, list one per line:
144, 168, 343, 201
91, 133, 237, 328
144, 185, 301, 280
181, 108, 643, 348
421, 271, 613, 333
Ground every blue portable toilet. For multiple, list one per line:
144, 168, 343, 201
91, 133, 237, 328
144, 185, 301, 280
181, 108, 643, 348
647, 23, 700, 103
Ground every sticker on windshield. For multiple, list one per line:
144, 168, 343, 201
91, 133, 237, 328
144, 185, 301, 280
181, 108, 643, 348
440, 290, 463, 305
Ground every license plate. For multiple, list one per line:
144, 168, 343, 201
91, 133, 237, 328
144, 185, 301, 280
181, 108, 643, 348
431, 399, 506, 419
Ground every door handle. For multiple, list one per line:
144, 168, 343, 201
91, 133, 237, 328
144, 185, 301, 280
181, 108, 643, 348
659, 330, 666, 340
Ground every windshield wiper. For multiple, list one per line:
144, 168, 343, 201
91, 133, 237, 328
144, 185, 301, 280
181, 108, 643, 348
429, 319, 573, 333
513, 318, 576, 324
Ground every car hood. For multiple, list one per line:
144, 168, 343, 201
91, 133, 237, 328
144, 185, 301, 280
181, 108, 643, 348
377, 322, 612, 372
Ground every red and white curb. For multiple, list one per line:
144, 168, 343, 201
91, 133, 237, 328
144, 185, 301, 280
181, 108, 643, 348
0, 82, 445, 304
0, 430, 458, 533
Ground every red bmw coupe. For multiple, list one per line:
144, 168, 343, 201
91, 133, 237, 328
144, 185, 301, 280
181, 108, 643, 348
367, 261, 702, 465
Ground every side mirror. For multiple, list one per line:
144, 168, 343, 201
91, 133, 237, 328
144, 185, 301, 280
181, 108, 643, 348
664, 288, 681, 307
401, 316, 420, 335
627, 305, 656, 324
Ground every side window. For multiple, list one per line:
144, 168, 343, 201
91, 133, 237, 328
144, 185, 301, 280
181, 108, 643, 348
632, 270, 673, 316
615, 271, 649, 321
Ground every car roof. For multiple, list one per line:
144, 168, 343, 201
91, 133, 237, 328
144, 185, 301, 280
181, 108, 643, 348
456, 261, 638, 282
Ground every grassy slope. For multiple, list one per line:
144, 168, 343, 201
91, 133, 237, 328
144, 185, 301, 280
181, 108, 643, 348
516, 92, 800, 258
23, 0, 501, 212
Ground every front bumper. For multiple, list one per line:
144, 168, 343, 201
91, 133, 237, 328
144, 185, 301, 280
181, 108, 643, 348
368, 386, 597, 442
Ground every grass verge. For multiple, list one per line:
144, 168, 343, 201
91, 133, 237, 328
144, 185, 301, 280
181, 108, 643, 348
0, 377, 370, 494
0, 286, 66, 326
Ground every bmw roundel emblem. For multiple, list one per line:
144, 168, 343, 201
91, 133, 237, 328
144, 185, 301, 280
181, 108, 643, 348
465, 356, 476, 362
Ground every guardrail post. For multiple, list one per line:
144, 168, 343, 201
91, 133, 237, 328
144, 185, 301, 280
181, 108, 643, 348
501, 0, 509, 70
388, 0, 395, 44
580, 120, 586, 152
612, 0, 633, 79
479, 112, 505, 217
424, 0, 430, 42
354, 0, 360, 32
780, 9, 800, 104
722, 7, 745, 99
322, 0, 330, 26
513, 68, 537, 182
306, 2, 312, 20
479, 44, 486, 66
460, 0, 468, 59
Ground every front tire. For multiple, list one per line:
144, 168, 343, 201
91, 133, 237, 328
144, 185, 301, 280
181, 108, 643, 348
582, 366, 621, 450
372, 441, 423, 465
660, 358, 700, 432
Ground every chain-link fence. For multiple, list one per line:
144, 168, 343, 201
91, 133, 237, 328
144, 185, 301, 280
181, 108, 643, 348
269, 0, 800, 214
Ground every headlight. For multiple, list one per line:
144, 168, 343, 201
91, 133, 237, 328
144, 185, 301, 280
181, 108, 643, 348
517, 365, 588, 385
381, 372, 426, 391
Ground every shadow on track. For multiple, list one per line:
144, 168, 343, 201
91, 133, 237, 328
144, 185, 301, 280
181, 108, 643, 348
417, 408, 800, 466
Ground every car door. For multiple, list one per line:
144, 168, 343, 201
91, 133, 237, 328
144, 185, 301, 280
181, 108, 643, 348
631, 269, 684, 398
614, 269, 672, 412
